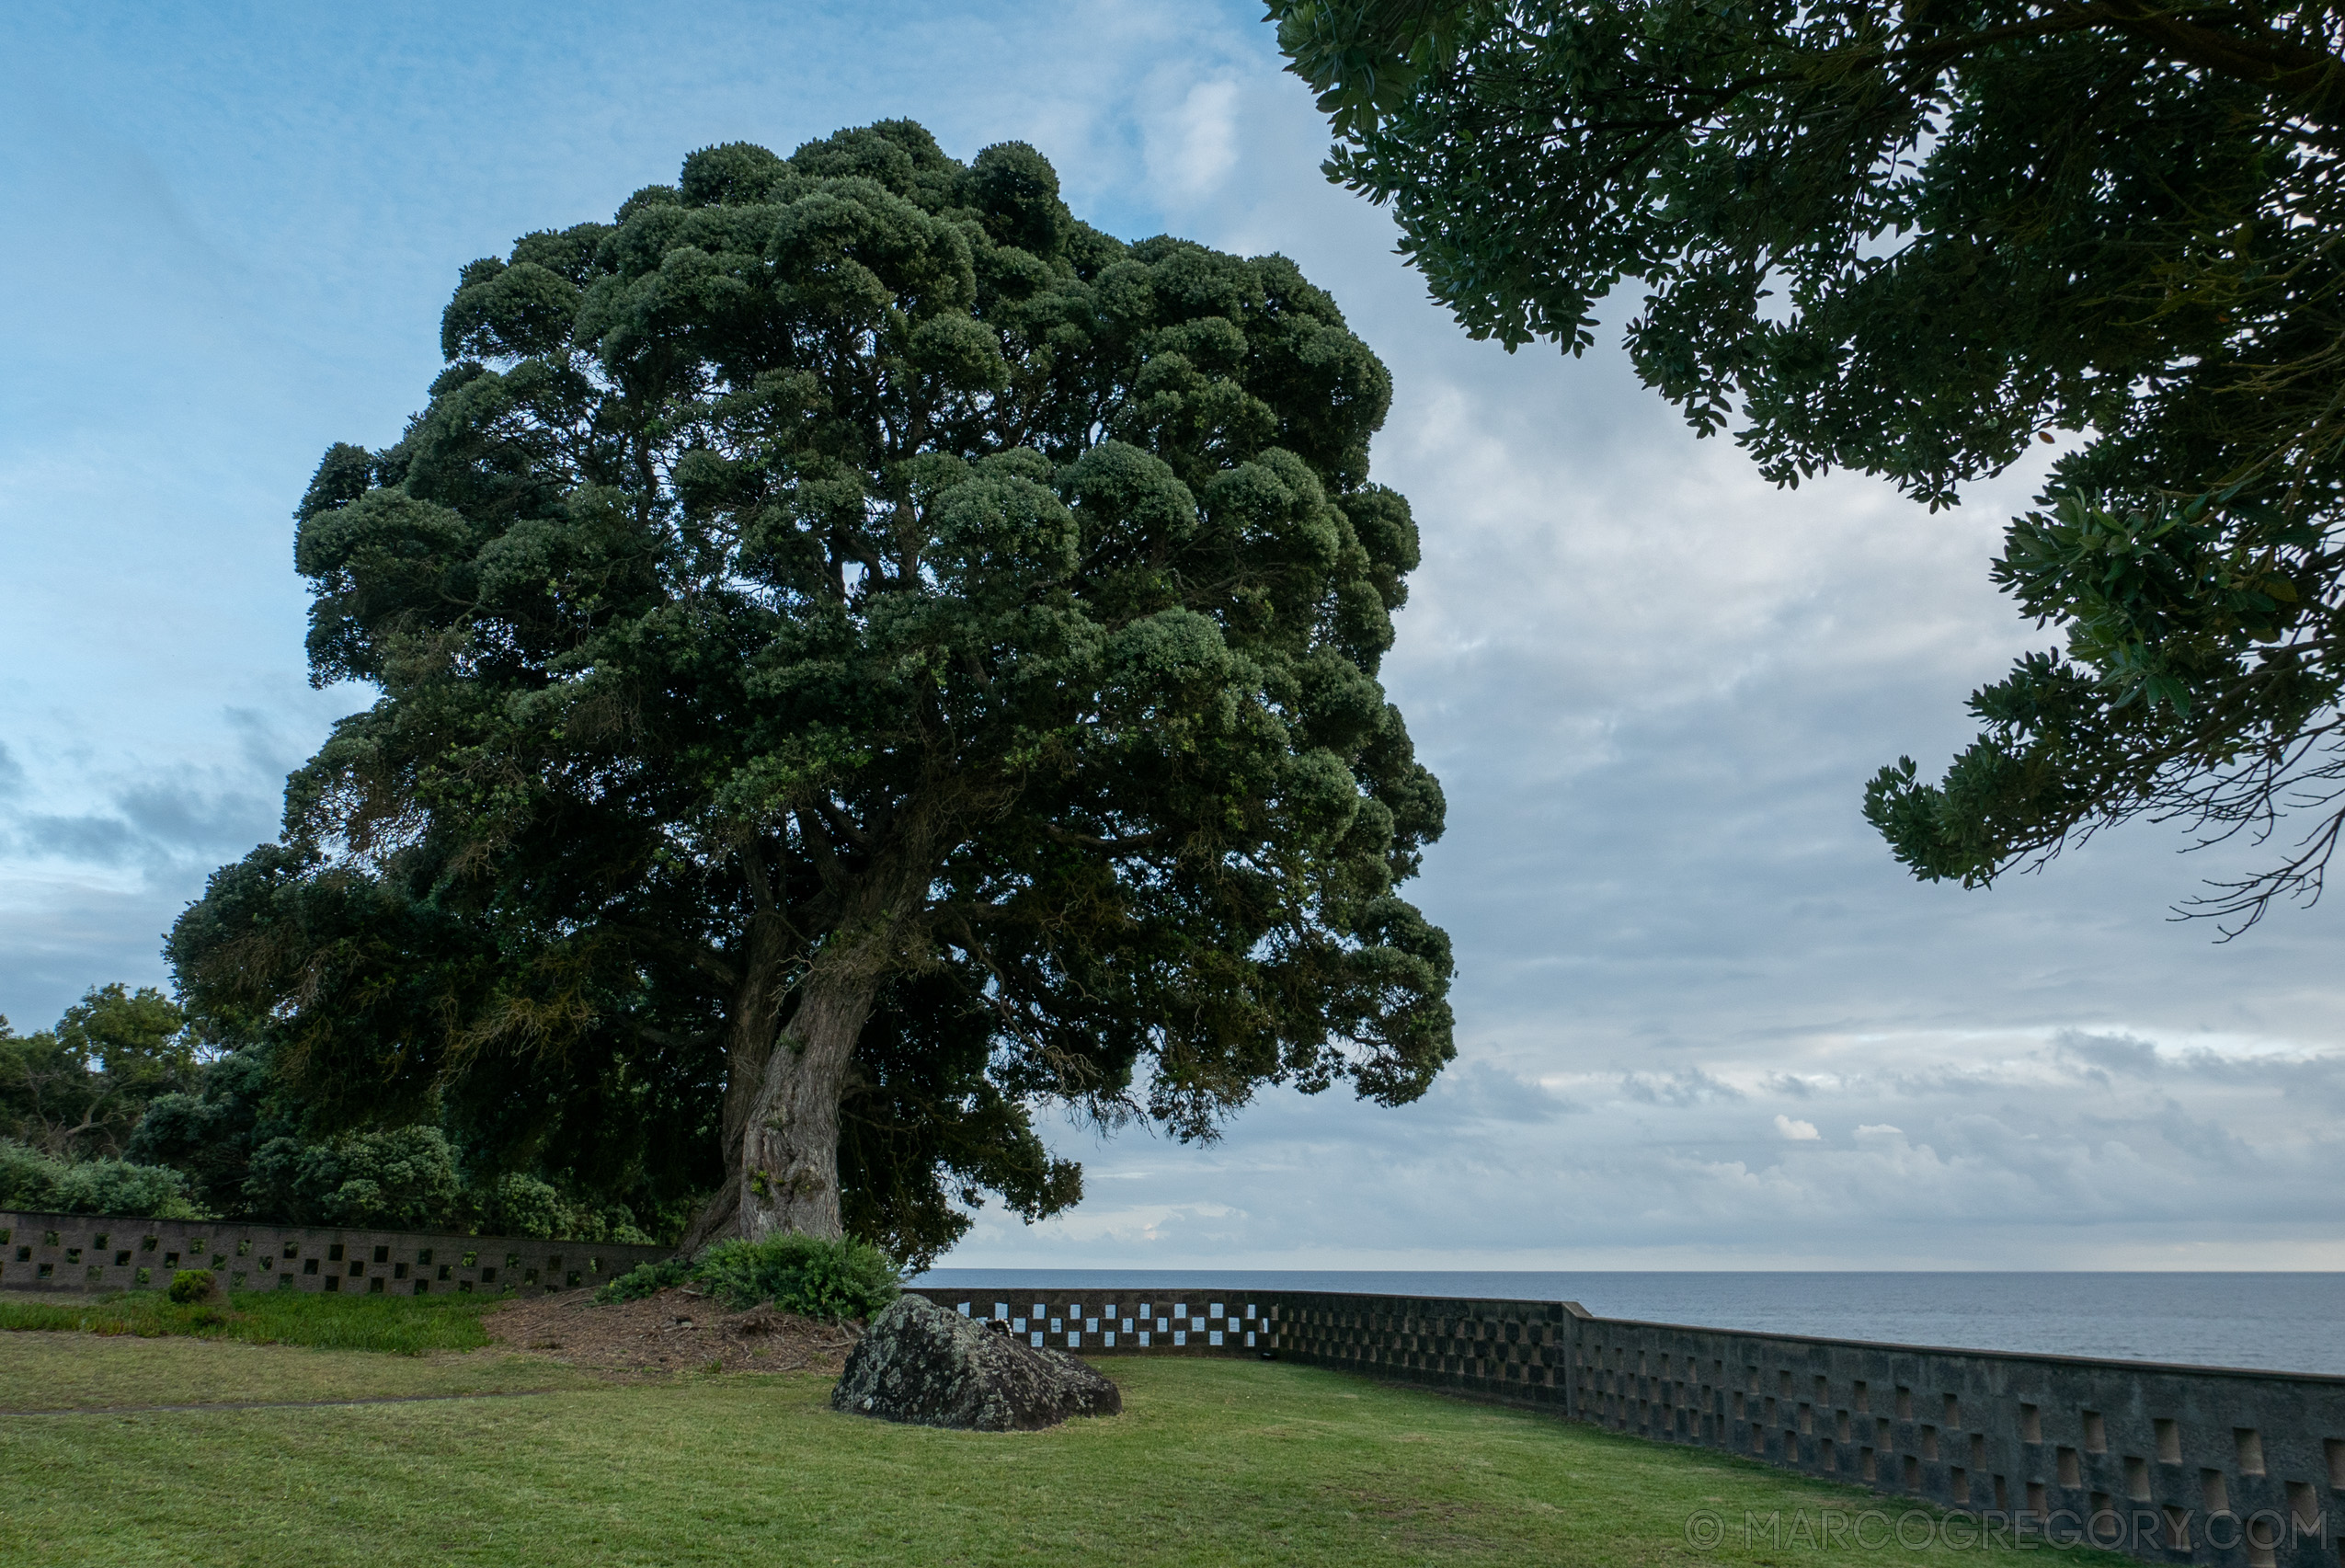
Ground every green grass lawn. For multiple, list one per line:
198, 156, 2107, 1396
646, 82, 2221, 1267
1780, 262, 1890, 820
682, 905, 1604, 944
0, 1328, 614, 1413
0, 1285, 514, 1353
0, 1326, 2129, 1568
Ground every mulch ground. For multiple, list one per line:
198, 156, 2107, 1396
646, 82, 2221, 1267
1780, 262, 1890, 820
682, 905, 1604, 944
485, 1286, 864, 1374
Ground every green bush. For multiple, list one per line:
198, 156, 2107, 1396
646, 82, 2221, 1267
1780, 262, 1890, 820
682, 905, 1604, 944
166, 1268, 220, 1305
594, 1259, 688, 1305
0, 1138, 208, 1219
691, 1234, 899, 1321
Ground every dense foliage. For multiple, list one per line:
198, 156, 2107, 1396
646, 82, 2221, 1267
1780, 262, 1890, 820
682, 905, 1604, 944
0, 980, 673, 1240
1275, 0, 2345, 928
0, 1139, 205, 1219
171, 120, 1454, 1261
592, 1232, 898, 1322
124, 1039, 671, 1240
0, 986, 196, 1157
690, 1232, 900, 1318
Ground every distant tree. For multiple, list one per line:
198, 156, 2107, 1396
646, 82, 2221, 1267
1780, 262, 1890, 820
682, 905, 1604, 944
172, 122, 1454, 1260
1275, 0, 2345, 930
126, 1040, 677, 1241
0, 985, 195, 1157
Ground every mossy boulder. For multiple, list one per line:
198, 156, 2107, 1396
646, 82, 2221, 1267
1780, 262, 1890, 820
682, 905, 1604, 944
831, 1295, 1120, 1431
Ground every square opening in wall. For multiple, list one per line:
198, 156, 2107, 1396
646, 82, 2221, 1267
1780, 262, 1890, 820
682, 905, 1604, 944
2245, 1513, 2279, 1568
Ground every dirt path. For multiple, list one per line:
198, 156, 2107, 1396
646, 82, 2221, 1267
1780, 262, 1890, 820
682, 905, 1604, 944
486, 1285, 862, 1373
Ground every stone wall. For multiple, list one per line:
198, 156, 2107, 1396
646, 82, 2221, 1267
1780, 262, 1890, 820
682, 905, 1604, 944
14, 1221, 2341, 1568
0, 1207, 672, 1297
1548, 1307, 2345, 1568
918, 1286, 2345, 1568
906, 1286, 1273, 1356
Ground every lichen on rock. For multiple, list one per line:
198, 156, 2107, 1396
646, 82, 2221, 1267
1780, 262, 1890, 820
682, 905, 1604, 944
831, 1294, 1122, 1431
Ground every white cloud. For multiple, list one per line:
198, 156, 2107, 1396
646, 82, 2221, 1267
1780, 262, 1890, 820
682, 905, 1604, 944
1142, 78, 1241, 205
7, 0, 2345, 1267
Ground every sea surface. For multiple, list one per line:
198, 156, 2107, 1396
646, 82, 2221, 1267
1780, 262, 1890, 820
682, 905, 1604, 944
909, 1270, 2345, 1376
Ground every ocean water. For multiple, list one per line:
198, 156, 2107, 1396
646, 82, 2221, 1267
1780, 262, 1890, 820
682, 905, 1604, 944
909, 1270, 2345, 1376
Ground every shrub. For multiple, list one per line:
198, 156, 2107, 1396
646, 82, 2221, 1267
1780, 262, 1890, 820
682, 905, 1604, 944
242, 1127, 462, 1230
690, 1234, 898, 1321
0, 1139, 208, 1219
166, 1268, 220, 1305
594, 1259, 688, 1305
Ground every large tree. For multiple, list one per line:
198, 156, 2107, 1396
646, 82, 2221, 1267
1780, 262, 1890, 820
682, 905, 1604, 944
1274, 0, 2345, 930
173, 123, 1453, 1258
0, 984, 194, 1159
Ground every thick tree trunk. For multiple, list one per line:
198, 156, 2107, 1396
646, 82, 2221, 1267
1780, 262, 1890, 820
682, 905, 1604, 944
732, 955, 883, 1241
682, 813, 943, 1250
684, 898, 921, 1248
680, 910, 795, 1253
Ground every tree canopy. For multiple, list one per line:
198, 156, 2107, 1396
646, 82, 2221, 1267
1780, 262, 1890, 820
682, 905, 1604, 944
172, 122, 1453, 1265
0, 984, 195, 1159
1274, 0, 2345, 929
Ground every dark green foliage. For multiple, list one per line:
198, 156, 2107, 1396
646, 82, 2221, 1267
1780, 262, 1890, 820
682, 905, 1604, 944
122, 1044, 275, 1215
0, 1139, 206, 1219
688, 1233, 899, 1321
592, 1235, 894, 1319
1276, 0, 2345, 927
0, 985, 196, 1158
594, 1258, 690, 1304
121, 1041, 673, 1242
172, 120, 1454, 1255
166, 1269, 220, 1306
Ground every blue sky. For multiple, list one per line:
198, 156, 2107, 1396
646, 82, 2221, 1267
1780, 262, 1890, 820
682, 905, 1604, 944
5, 0, 2341, 1270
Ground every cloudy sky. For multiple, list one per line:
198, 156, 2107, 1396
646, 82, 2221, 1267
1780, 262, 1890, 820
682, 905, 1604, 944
5, 1, 2340, 1272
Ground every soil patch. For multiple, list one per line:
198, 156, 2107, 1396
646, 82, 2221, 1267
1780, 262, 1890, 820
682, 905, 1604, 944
486, 1286, 862, 1374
